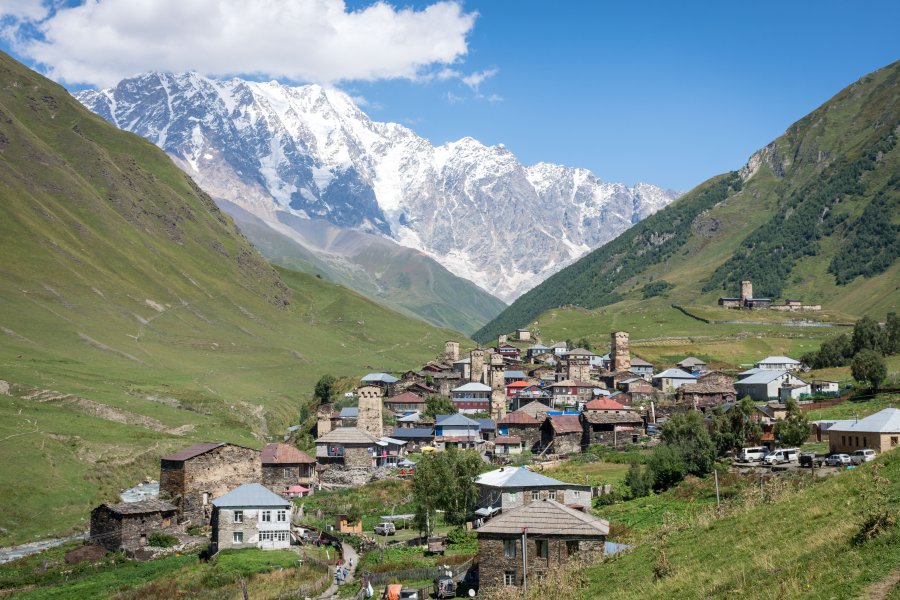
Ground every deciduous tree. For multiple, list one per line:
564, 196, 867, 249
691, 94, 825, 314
851, 349, 887, 391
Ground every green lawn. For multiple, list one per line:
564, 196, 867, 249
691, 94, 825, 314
805, 393, 900, 421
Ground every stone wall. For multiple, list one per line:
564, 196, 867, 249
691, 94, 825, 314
470, 349, 485, 384
506, 424, 541, 452
344, 445, 373, 469
160, 445, 261, 525
356, 386, 384, 438
477, 536, 603, 589
262, 463, 314, 492
89, 508, 177, 552
445, 340, 460, 362
611, 331, 630, 372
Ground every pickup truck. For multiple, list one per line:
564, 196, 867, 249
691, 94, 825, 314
799, 452, 824, 468
374, 522, 396, 536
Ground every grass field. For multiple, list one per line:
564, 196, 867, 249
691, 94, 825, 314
805, 393, 900, 421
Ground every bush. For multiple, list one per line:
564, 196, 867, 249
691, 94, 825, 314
147, 532, 179, 548
186, 524, 204, 536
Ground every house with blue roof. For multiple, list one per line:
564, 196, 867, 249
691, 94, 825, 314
211, 483, 293, 552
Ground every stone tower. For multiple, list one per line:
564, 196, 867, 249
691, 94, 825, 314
498, 334, 508, 345
489, 353, 507, 422
470, 349, 485, 384
741, 280, 753, 301
610, 331, 631, 372
444, 340, 460, 362
316, 403, 333, 437
356, 385, 384, 438
567, 351, 592, 382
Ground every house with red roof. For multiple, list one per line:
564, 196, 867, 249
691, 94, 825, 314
541, 414, 584, 455
383, 391, 426, 414
261, 443, 317, 494
582, 398, 645, 447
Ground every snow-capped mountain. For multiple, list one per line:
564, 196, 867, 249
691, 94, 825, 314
77, 73, 678, 302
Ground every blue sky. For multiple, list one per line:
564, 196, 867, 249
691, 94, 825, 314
2, 0, 898, 190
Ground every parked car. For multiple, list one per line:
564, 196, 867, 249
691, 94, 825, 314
374, 521, 396, 536
850, 449, 876, 465
763, 448, 800, 465
824, 453, 851, 467
739, 446, 769, 462
434, 574, 456, 599
799, 452, 824, 468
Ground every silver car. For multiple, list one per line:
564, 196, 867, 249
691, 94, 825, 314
824, 453, 851, 467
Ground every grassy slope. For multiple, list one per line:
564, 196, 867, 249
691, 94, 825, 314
583, 451, 900, 600
0, 52, 464, 546
475, 61, 900, 344
223, 202, 506, 335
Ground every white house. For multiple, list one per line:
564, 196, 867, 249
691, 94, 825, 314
735, 370, 808, 401
451, 382, 492, 413
652, 368, 698, 391
755, 356, 802, 372
212, 484, 293, 551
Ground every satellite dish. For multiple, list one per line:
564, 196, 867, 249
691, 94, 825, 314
468, 589, 476, 597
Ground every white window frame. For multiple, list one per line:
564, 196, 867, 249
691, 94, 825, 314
504, 570, 516, 586
549, 490, 557, 500
531, 490, 540, 501
261, 510, 272, 522
233, 510, 243, 524
233, 531, 243, 544
277, 510, 287, 522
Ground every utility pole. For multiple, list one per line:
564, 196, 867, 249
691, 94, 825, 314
714, 468, 720, 509
521, 528, 528, 592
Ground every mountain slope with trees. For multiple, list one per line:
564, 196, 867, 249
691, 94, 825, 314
475, 60, 900, 343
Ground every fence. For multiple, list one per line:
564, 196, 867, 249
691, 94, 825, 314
360, 557, 474, 587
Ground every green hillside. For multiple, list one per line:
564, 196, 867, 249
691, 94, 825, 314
0, 52, 462, 545
475, 60, 900, 344
221, 201, 506, 335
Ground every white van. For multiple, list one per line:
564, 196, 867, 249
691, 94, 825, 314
763, 448, 800, 465
739, 447, 769, 462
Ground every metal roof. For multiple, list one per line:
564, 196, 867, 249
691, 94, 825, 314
504, 370, 527, 378
499, 411, 542, 425
476, 466, 576, 489
212, 483, 291, 508
261, 443, 315, 464
475, 418, 496, 430
339, 407, 359, 418
653, 369, 698, 380
827, 408, 900, 433
547, 415, 582, 434
476, 499, 608, 537
389, 427, 435, 439
100, 499, 177, 515
756, 356, 801, 365
397, 411, 422, 422
452, 382, 492, 392
161, 442, 225, 462
677, 357, 707, 366
436, 413, 481, 427
315, 426, 380, 445
735, 370, 800, 385
361, 373, 400, 383
385, 391, 425, 404
378, 436, 407, 446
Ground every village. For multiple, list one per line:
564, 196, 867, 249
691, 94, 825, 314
72, 295, 900, 599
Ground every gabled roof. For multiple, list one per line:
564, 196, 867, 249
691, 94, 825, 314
584, 397, 626, 411
653, 369, 698, 380
567, 348, 594, 356
477, 499, 609, 537
736, 370, 800, 385
315, 427, 379, 445
389, 427, 435, 439
828, 408, 900, 433
499, 411, 542, 426
507, 380, 533, 389
504, 370, 527, 379
436, 413, 481, 427
385, 391, 425, 404
452, 382, 492, 393
475, 418, 496, 431
161, 442, 226, 462
629, 357, 653, 367
756, 356, 801, 365
339, 407, 359, 418
361, 372, 400, 383
517, 401, 552, 419
212, 483, 290, 508
261, 443, 315, 465
494, 435, 522, 445
547, 414, 582, 434
397, 411, 422, 422
677, 356, 707, 367
476, 466, 574, 489
550, 342, 568, 349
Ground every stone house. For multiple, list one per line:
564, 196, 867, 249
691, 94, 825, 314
540, 415, 584, 455
550, 380, 596, 408
314, 427, 378, 468
676, 357, 708, 373
261, 443, 316, 494
516, 400, 552, 421
159, 442, 261, 525
676, 372, 737, 409
497, 411, 543, 452
434, 413, 483, 450
628, 357, 654, 379
652, 368, 698, 391
582, 398, 645, 446
475, 467, 592, 517
476, 499, 608, 590
89, 499, 178, 552
383, 391, 426, 414
827, 408, 900, 454
211, 484, 292, 552
493, 436, 523, 455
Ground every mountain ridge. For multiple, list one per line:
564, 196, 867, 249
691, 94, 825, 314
474, 60, 900, 343
76, 72, 679, 303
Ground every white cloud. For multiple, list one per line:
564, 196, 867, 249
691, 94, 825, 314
2, 0, 477, 88
461, 68, 497, 92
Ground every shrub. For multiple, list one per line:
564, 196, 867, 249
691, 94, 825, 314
147, 532, 179, 548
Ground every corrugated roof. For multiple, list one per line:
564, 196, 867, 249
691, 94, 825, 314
397, 412, 422, 422
436, 413, 481, 427
212, 483, 290, 508
567, 348, 594, 356
494, 436, 522, 445
475, 418, 496, 430
828, 408, 900, 433
507, 380, 533, 389
629, 357, 653, 367
548, 414, 582, 434
385, 391, 425, 404
653, 369, 698, 380
101, 499, 177, 515
736, 370, 798, 385
339, 407, 359, 418
452, 382, 492, 392
476, 499, 608, 537
677, 357, 707, 366
757, 356, 801, 365
161, 442, 225, 462
476, 466, 574, 489
499, 411, 542, 425
261, 443, 315, 464
315, 427, 379, 445
504, 371, 527, 378
389, 427, 435, 439
361, 373, 400, 383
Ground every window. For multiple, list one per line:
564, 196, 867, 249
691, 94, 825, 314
548, 491, 556, 501
842, 435, 846, 446
863, 437, 868, 447
503, 539, 516, 558
572, 490, 580, 499
531, 490, 540, 501
535, 539, 548, 558
261, 510, 272, 522
233, 511, 243, 524
233, 531, 243, 544
504, 570, 516, 586
508, 492, 518, 502
892, 436, 898, 447
277, 510, 287, 522
566, 540, 579, 557
283, 468, 293, 478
